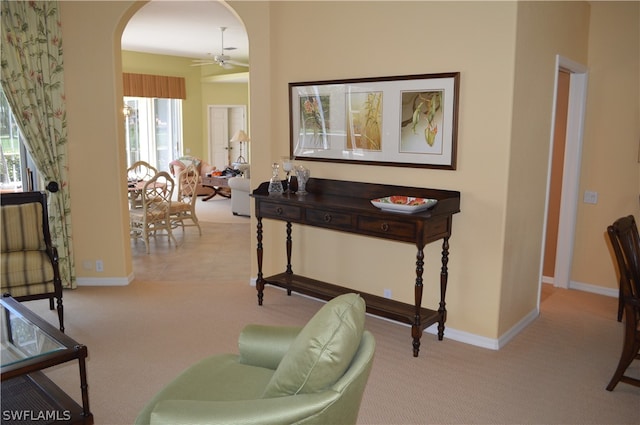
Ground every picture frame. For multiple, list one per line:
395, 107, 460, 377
289, 72, 460, 169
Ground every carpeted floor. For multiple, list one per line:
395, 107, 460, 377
23, 215, 640, 424
190, 194, 250, 224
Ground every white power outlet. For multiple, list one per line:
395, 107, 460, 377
583, 190, 598, 204
96, 260, 104, 272
383, 289, 392, 299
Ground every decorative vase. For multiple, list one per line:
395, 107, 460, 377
268, 162, 284, 195
295, 165, 310, 195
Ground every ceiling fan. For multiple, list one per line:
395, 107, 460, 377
191, 27, 248, 69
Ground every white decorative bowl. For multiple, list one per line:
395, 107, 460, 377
370, 196, 438, 214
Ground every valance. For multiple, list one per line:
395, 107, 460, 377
123, 73, 186, 99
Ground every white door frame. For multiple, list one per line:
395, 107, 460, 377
539, 55, 589, 303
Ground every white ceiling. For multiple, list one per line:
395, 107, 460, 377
121, 1, 249, 67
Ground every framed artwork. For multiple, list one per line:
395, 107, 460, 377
289, 72, 460, 169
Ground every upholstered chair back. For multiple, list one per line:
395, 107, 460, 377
1, 202, 46, 253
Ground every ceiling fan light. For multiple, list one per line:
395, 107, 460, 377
191, 26, 247, 69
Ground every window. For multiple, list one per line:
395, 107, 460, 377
124, 97, 183, 172
0, 88, 38, 192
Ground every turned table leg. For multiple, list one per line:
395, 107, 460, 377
438, 237, 450, 340
256, 217, 264, 306
412, 246, 425, 357
285, 222, 293, 295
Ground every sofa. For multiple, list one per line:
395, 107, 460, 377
168, 156, 216, 197
135, 293, 375, 425
228, 177, 251, 216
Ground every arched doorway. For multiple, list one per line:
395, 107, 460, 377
118, 1, 252, 271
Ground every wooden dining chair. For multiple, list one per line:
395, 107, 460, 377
129, 171, 177, 254
127, 160, 158, 181
127, 161, 158, 209
170, 163, 202, 236
606, 215, 640, 391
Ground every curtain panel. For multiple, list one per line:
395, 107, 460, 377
123, 73, 186, 99
0, 0, 75, 288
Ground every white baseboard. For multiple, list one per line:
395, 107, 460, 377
542, 276, 554, 285
423, 323, 500, 350
496, 307, 540, 349
76, 274, 133, 286
543, 275, 617, 298
422, 307, 538, 351
569, 280, 618, 298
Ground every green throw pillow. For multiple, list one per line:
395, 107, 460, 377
262, 293, 365, 398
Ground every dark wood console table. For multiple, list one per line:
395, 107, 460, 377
252, 178, 460, 356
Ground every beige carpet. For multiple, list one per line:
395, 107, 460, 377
192, 194, 250, 224
25, 220, 640, 425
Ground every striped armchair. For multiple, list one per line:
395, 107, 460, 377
1, 192, 64, 332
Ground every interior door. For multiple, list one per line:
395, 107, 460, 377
209, 107, 229, 169
543, 70, 570, 282
208, 105, 247, 169
540, 56, 588, 295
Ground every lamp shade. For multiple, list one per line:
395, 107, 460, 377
230, 130, 250, 143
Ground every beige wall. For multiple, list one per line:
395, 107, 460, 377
572, 1, 640, 288
500, 1, 591, 334
263, 1, 521, 339
59, 1, 639, 345
61, 1, 137, 284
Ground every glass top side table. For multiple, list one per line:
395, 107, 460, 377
1, 295, 93, 424
2, 302, 66, 368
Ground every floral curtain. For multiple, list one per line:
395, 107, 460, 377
0, 0, 75, 288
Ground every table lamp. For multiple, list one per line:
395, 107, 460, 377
231, 130, 251, 164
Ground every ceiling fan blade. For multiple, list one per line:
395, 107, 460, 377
190, 60, 216, 66
227, 60, 249, 68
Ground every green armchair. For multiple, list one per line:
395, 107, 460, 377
135, 293, 375, 425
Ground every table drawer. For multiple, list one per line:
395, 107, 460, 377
427, 216, 450, 238
305, 209, 354, 231
259, 202, 302, 220
357, 216, 416, 239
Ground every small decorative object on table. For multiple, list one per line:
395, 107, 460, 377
281, 156, 294, 193
268, 162, 284, 195
295, 165, 310, 195
370, 195, 437, 213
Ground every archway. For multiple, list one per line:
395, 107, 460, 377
117, 0, 252, 267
